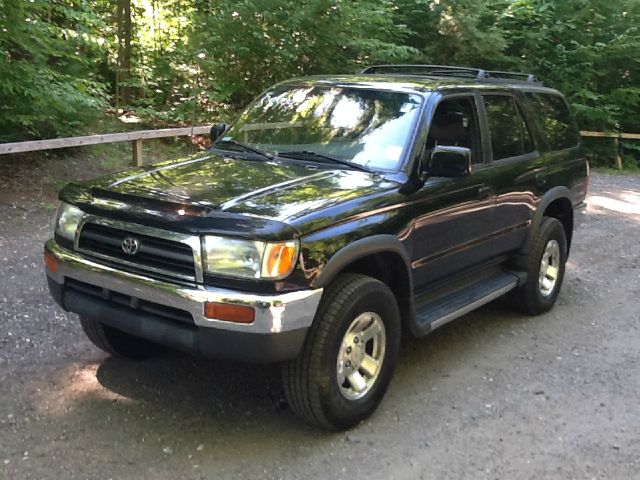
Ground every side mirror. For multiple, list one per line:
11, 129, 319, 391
210, 123, 228, 142
424, 146, 472, 178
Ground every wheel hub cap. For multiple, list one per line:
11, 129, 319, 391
336, 312, 386, 400
539, 239, 560, 297
351, 344, 365, 365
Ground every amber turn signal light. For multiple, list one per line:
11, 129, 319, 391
263, 242, 298, 279
44, 250, 58, 273
204, 302, 255, 324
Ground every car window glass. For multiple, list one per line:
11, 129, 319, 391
525, 92, 579, 150
224, 85, 423, 171
484, 95, 534, 161
426, 96, 482, 164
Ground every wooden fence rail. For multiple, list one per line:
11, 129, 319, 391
0, 126, 637, 169
580, 131, 640, 170
0, 126, 210, 166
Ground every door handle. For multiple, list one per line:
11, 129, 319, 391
478, 186, 492, 199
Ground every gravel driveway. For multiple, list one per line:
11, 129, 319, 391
1, 173, 639, 480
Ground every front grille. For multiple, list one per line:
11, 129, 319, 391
66, 278, 194, 325
78, 223, 196, 281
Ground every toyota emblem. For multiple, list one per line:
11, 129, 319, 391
121, 237, 140, 255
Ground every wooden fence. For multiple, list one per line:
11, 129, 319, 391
0, 126, 210, 166
579, 131, 640, 170
0, 126, 637, 169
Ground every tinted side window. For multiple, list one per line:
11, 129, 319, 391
427, 96, 482, 164
526, 93, 579, 150
483, 95, 534, 161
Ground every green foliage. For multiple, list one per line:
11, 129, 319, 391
0, 0, 109, 141
142, 0, 418, 123
0, 0, 639, 168
498, 0, 640, 133
396, 0, 509, 66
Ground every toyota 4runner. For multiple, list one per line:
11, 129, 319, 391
44, 65, 588, 430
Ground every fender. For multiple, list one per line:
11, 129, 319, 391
311, 234, 418, 334
312, 234, 412, 289
520, 186, 573, 256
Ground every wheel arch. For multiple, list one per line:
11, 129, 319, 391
522, 187, 574, 256
542, 197, 574, 254
312, 235, 415, 334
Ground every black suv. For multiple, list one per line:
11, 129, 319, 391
44, 65, 588, 430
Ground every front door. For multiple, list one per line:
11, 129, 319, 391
410, 94, 496, 292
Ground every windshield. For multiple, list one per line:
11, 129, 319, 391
222, 85, 424, 171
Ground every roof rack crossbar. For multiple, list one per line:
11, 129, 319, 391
361, 64, 488, 79
485, 70, 539, 83
361, 64, 540, 84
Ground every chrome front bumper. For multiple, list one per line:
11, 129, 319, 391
45, 239, 323, 335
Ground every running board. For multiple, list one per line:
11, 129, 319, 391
415, 272, 519, 333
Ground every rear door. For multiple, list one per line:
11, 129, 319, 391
524, 92, 586, 205
480, 92, 539, 257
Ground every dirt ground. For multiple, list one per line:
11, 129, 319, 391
0, 172, 639, 480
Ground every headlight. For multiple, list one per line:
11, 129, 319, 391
54, 202, 84, 242
203, 236, 299, 280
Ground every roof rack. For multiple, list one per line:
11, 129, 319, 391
361, 64, 541, 84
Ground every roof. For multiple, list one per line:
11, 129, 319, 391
278, 74, 560, 96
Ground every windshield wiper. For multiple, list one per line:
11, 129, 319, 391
277, 150, 373, 173
213, 139, 274, 160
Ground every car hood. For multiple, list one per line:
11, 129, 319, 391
81, 152, 397, 234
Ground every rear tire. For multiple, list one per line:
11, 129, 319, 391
80, 315, 160, 360
282, 274, 401, 430
509, 217, 567, 315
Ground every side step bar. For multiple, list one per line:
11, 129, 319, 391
414, 272, 519, 334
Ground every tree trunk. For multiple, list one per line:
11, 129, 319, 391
116, 0, 132, 108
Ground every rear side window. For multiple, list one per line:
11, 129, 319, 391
483, 95, 534, 161
525, 93, 579, 150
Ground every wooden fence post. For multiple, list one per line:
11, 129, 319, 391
132, 139, 143, 166
613, 136, 623, 170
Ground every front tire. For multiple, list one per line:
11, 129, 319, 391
80, 315, 160, 360
509, 217, 568, 315
282, 274, 401, 430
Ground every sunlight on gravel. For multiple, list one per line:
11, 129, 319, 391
589, 193, 640, 216
32, 362, 135, 417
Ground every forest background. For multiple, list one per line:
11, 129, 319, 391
1, 0, 639, 169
